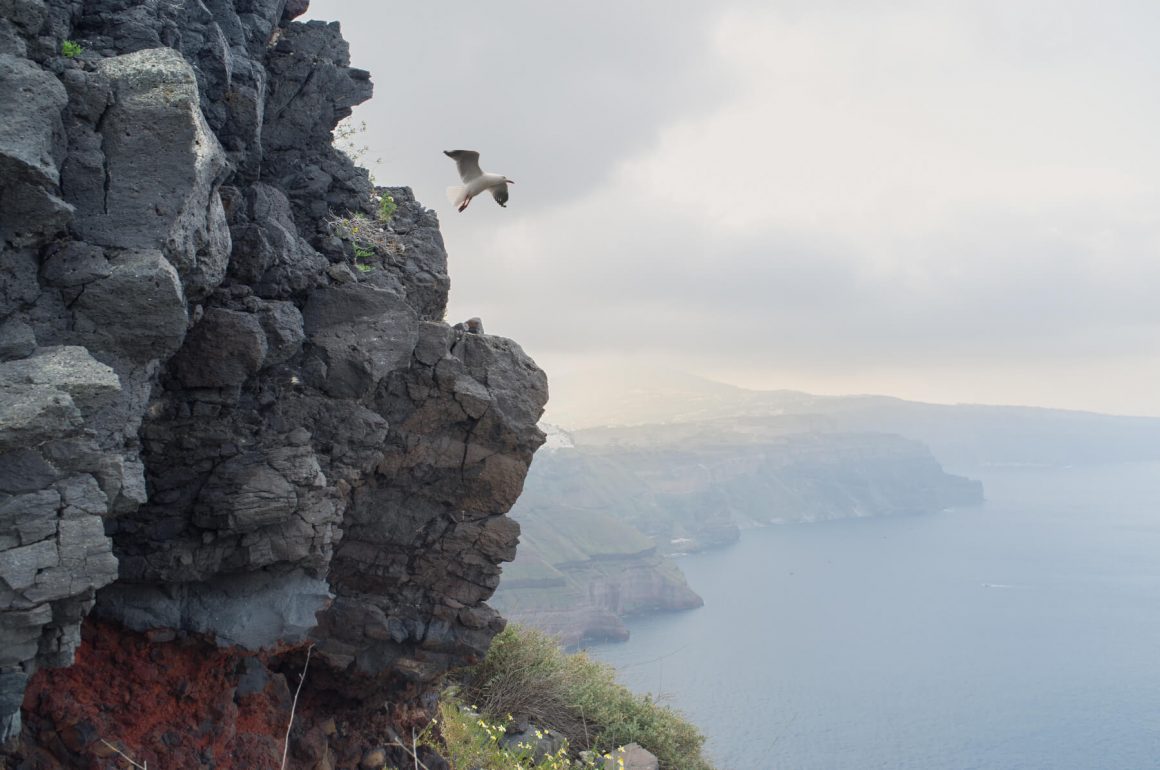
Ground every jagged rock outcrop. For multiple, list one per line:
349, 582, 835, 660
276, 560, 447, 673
0, 1, 546, 767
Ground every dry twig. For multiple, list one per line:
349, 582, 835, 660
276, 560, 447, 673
280, 644, 315, 770
384, 724, 430, 770
99, 739, 148, 770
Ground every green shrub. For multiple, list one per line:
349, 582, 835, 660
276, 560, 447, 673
61, 40, 83, 58
378, 193, 397, 222
459, 625, 715, 770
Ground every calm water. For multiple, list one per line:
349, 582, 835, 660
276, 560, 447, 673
590, 463, 1160, 770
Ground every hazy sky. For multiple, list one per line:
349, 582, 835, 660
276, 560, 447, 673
305, 1, 1160, 418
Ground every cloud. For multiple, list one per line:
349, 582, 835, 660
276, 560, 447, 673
306, 2, 1160, 416
308, 1, 733, 210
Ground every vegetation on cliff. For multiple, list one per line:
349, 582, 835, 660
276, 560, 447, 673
440, 625, 714, 770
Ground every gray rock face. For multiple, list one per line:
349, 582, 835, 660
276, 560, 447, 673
0, 349, 122, 741
96, 568, 332, 649
262, 20, 370, 154
0, 52, 71, 245
0, 0, 549, 756
376, 186, 452, 322
225, 181, 327, 296
302, 283, 419, 398
0, 347, 120, 452
171, 306, 267, 387
74, 47, 230, 301
0, 53, 65, 188
0, 317, 36, 361
0, 1, 548, 757
314, 331, 547, 682
71, 249, 189, 361
261, 19, 374, 229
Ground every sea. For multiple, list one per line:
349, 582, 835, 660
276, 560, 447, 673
589, 462, 1160, 770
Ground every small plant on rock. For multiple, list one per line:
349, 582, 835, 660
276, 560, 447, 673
378, 193, 397, 222
326, 206, 404, 274
333, 119, 374, 167
61, 39, 83, 58
355, 251, 376, 273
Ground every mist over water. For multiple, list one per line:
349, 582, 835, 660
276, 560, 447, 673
590, 463, 1160, 770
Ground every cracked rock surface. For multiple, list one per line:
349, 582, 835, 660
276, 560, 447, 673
0, 1, 547, 765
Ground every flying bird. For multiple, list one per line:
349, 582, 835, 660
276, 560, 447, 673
444, 150, 514, 212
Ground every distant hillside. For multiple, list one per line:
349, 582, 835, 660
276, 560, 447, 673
496, 425, 981, 645
547, 368, 1160, 468
538, 428, 982, 548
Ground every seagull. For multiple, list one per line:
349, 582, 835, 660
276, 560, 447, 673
444, 150, 514, 212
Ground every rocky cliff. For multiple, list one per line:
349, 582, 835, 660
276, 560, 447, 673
493, 426, 981, 645
490, 488, 703, 648
0, 2, 547, 767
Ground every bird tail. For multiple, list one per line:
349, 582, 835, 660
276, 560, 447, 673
446, 185, 467, 207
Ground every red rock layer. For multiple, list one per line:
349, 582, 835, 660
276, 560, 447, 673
13, 620, 447, 770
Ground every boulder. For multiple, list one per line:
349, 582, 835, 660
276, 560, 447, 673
171, 307, 267, 388
0, 317, 35, 361
257, 299, 305, 365
0, 53, 71, 244
75, 48, 230, 300
0, 346, 120, 406
39, 241, 113, 288
499, 723, 566, 763
0, 53, 64, 188
72, 249, 188, 362
604, 743, 660, 770
302, 283, 419, 399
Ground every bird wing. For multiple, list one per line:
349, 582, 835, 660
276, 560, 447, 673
444, 150, 483, 182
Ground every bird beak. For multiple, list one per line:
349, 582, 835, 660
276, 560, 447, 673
506, 180, 515, 184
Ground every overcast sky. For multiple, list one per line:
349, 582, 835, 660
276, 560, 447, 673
305, 1, 1160, 419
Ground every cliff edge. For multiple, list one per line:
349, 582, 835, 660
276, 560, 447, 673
0, 2, 547, 767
